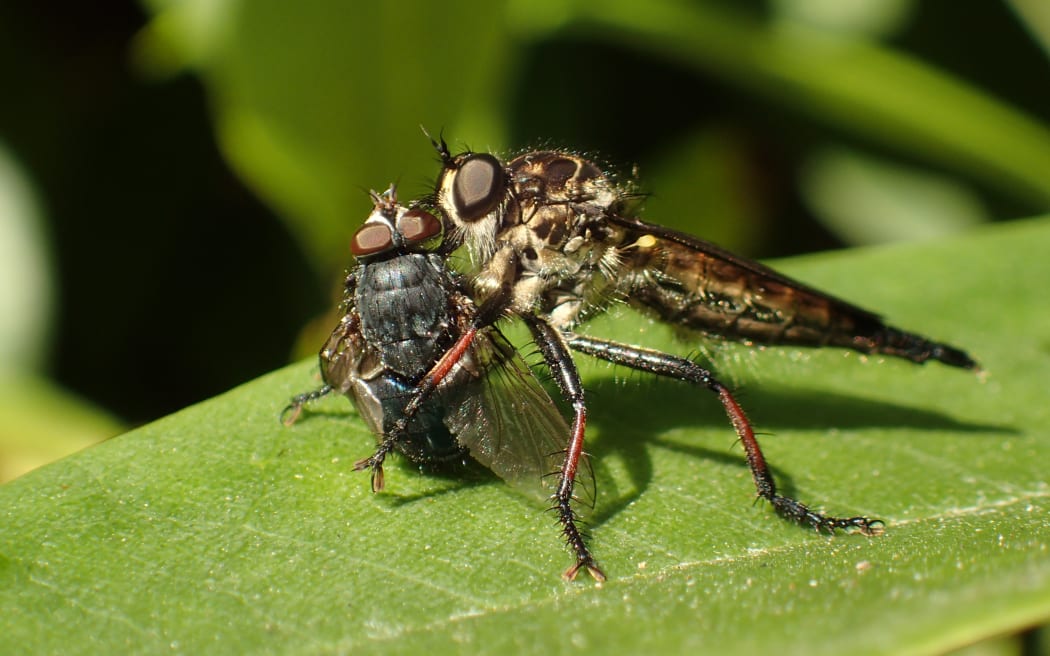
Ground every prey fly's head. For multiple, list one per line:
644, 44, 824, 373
350, 185, 445, 262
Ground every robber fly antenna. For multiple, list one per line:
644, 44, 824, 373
421, 125, 454, 166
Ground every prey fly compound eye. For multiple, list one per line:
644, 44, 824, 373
350, 223, 394, 257
397, 209, 442, 244
451, 153, 504, 222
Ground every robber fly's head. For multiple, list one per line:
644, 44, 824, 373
431, 149, 512, 262
350, 185, 445, 262
433, 144, 628, 251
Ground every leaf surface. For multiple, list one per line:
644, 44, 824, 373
2, 219, 1048, 655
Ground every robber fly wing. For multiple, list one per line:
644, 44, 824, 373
607, 213, 975, 368
608, 213, 878, 336
444, 327, 596, 508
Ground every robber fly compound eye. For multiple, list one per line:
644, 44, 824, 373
451, 153, 504, 222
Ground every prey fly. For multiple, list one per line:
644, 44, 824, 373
284, 186, 587, 516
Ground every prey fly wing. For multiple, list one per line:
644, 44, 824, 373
444, 326, 596, 508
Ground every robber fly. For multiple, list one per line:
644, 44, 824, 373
416, 137, 978, 581
284, 186, 585, 510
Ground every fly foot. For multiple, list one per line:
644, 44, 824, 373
770, 494, 884, 536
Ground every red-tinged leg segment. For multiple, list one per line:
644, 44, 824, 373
352, 325, 482, 492
565, 333, 883, 537
526, 317, 606, 582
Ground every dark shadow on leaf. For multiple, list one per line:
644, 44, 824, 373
280, 370, 1013, 536
368, 457, 502, 507
577, 372, 1015, 528
584, 373, 1010, 445
578, 404, 807, 529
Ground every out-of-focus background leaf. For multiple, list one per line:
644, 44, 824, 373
1, 1, 1048, 652
3, 1, 1049, 430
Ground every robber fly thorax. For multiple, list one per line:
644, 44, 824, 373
434, 149, 630, 330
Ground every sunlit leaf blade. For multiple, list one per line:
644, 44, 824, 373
1, 218, 1048, 655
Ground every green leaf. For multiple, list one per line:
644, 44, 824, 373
2, 218, 1048, 655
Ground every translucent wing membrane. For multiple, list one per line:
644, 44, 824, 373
445, 327, 595, 509
613, 214, 977, 368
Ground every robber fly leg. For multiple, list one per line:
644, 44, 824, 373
565, 334, 884, 537
526, 316, 607, 582
281, 384, 334, 425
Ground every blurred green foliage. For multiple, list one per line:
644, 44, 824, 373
3, 1, 1049, 432
138, 0, 1050, 278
